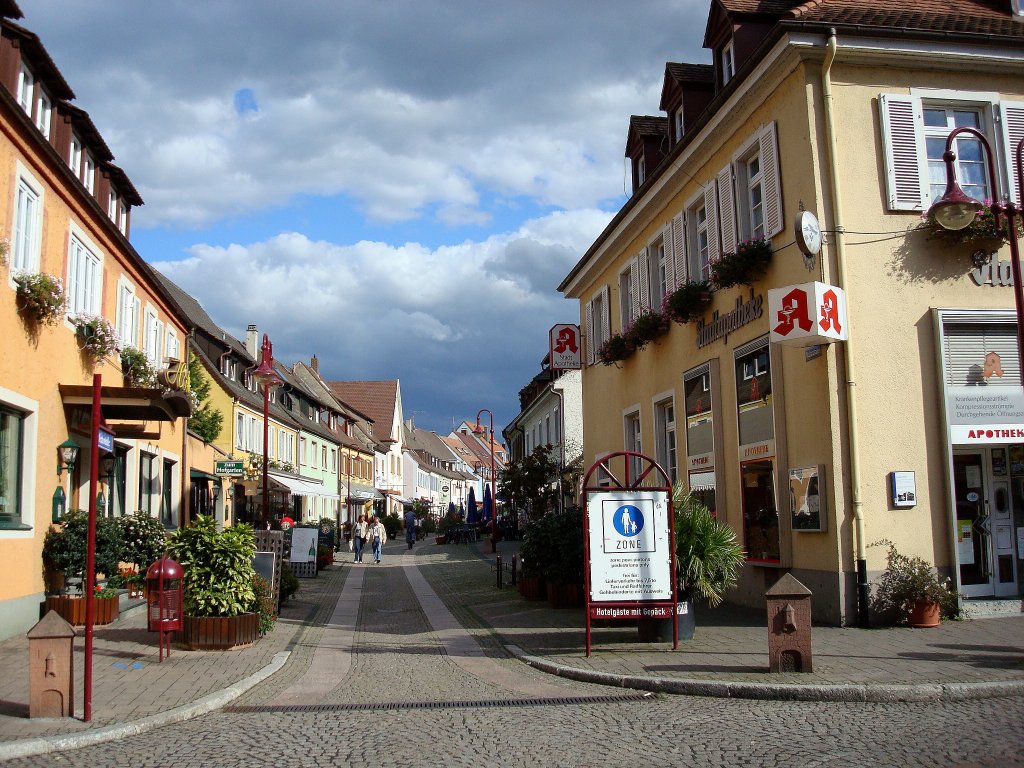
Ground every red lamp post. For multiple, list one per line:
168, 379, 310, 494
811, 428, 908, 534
929, 128, 1024, 384
475, 408, 497, 553
252, 334, 282, 525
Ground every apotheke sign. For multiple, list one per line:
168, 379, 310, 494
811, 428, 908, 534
946, 387, 1024, 444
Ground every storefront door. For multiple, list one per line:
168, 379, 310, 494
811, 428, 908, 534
952, 449, 1018, 598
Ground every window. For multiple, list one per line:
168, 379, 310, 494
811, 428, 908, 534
692, 201, 713, 283
166, 329, 180, 362
721, 41, 735, 85
654, 397, 677, 484
235, 413, 245, 450
160, 459, 175, 529
729, 122, 783, 244
584, 286, 611, 365
624, 409, 642, 479
108, 191, 119, 221
16, 65, 33, 115
647, 234, 671, 310
735, 338, 774, 448
69, 135, 82, 176
143, 307, 163, 366
0, 404, 26, 528
879, 93, 1024, 211
637, 155, 646, 187
322, 445, 328, 469
683, 365, 716, 516
674, 106, 684, 143
12, 173, 42, 272
299, 437, 307, 466
618, 267, 633, 329
116, 280, 140, 349
331, 449, 337, 472
35, 91, 51, 138
66, 232, 102, 316
82, 153, 95, 194
553, 406, 560, 445
138, 452, 156, 514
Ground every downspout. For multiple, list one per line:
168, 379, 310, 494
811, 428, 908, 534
553, 383, 566, 514
822, 29, 869, 626
180, 330, 193, 529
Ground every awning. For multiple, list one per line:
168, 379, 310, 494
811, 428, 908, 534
190, 468, 219, 481
348, 490, 381, 501
59, 384, 192, 422
688, 471, 716, 493
267, 472, 341, 500
393, 496, 412, 504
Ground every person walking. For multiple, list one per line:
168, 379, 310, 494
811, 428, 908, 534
353, 513, 368, 563
368, 515, 387, 563
404, 507, 417, 550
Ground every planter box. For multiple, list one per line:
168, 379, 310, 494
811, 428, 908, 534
907, 599, 941, 628
435, 535, 447, 545
44, 595, 119, 626
546, 581, 583, 609
519, 575, 546, 601
176, 613, 259, 650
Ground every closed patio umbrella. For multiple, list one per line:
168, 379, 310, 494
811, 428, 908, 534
466, 486, 479, 524
482, 484, 493, 523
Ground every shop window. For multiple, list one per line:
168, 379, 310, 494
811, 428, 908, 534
138, 452, 156, 514
0, 405, 26, 528
684, 364, 716, 517
654, 397, 677, 484
741, 459, 779, 562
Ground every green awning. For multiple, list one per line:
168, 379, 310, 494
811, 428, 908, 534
190, 468, 219, 481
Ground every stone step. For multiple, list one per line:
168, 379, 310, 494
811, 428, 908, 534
962, 598, 1024, 619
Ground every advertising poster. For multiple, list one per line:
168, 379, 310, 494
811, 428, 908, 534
290, 527, 318, 563
789, 465, 825, 532
587, 491, 671, 602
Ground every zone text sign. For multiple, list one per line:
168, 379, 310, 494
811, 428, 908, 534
587, 491, 672, 602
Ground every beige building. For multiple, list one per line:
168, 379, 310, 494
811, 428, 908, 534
559, 0, 1024, 624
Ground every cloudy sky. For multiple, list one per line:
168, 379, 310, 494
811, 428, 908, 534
23, 1, 708, 434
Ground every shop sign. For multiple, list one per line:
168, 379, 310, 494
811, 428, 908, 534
97, 427, 114, 453
946, 386, 1024, 444
768, 281, 848, 347
971, 259, 1015, 287
549, 324, 581, 370
697, 291, 763, 348
215, 460, 245, 477
159, 358, 191, 394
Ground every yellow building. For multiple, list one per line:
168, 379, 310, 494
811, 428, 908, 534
559, 0, 1024, 624
0, 6, 194, 640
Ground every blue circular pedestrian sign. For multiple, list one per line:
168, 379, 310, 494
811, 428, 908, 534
612, 505, 644, 537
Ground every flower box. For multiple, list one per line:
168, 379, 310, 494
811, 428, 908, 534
663, 281, 712, 324
711, 238, 773, 289
44, 595, 119, 626
176, 612, 259, 650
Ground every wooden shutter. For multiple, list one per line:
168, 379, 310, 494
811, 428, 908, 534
671, 212, 686, 286
879, 93, 926, 211
585, 298, 594, 366
629, 255, 640, 321
638, 248, 651, 311
601, 285, 611, 347
717, 163, 737, 253
999, 101, 1024, 206
663, 223, 676, 292
759, 122, 784, 238
703, 181, 720, 264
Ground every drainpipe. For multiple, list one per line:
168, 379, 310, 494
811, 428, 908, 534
822, 29, 869, 626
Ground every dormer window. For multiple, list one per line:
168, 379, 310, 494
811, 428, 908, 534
108, 190, 118, 220
16, 64, 34, 115
637, 155, 646, 186
721, 41, 735, 85
83, 153, 95, 194
35, 92, 51, 138
69, 135, 82, 175
674, 106, 684, 143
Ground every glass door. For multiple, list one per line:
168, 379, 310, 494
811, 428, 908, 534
953, 451, 991, 596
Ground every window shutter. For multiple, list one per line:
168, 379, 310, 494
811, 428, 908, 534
703, 181, 720, 263
629, 255, 640, 320
879, 94, 926, 211
585, 298, 595, 366
671, 212, 686, 286
663, 223, 676, 291
638, 248, 651, 311
717, 163, 737, 253
998, 101, 1024, 206
759, 122, 784, 237
601, 285, 611, 346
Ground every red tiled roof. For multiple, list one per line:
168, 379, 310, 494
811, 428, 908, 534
326, 380, 398, 443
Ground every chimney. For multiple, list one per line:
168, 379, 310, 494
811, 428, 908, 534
311, 354, 319, 373
246, 324, 258, 358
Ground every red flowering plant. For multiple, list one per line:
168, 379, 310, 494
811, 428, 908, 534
920, 202, 1023, 248
623, 309, 670, 350
597, 332, 634, 365
711, 238, 772, 289
662, 280, 712, 324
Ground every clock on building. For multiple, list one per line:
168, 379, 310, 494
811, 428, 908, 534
794, 210, 822, 257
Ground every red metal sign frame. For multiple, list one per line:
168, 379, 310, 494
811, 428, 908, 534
582, 451, 676, 656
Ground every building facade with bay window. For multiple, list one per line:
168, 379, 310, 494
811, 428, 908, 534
559, 0, 1024, 624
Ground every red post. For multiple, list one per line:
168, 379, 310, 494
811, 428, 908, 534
84, 373, 101, 721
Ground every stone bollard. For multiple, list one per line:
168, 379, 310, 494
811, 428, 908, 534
28, 609, 76, 717
765, 573, 813, 673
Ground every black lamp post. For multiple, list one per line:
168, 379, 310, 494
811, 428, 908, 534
252, 334, 283, 526
929, 128, 1024, 383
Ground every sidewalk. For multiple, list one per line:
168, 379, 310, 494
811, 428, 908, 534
2, 538, 1023, 760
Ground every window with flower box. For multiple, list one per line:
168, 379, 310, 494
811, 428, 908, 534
66, 230, 102, 317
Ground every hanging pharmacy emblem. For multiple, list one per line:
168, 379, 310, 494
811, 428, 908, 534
768, 281, 848, 346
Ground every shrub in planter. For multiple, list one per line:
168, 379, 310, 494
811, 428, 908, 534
711, 238, 773, 289
43, 509, 124, 592
869, 539, 960, 625
119, 511, 168, 574
662, 280, 712, 324
597, 332, 634, 365
279, 562, 300, 602
624, 309, 670, 351
13, 271, 65, 325
316, 545, 334, 571
165, 515, 257, 618
382, 512, 401, 540
254, 575, 276, 635
70, 313, 120, 359
673, 485, 744, 607
120, 346, 157, 387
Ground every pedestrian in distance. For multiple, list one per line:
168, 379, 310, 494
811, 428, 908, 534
404, 507, 416, 550
353, 513, 368, 563
368, 515, 387, 563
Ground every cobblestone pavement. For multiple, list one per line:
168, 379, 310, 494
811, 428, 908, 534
4, 540, 1023, 768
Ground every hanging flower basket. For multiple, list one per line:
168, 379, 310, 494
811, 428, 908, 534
70, 313, 120, 359
120, 345, 157, 387
662, 280, 712, 324
624, 309, 670, 351
711, 238, 773, 289
919, 204, 1022, 252
13, 271, 65, 325
597, 332, 634, 365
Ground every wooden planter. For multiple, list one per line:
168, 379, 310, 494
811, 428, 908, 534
907, 599, 941, 628
519, 575, 546, 601
177, 613, 259, 650
546, 581, 583, 609
44, 595, 119, 626
435, 535, 447, 545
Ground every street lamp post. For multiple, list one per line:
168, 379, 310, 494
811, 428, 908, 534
929, 128, 1024, 382
475, 408, 497, 554
252, 334, 282, 527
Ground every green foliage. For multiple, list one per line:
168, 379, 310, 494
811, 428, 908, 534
673, 485, 745, 606
253, 575, 276, 635
279, 562, 300, 602
43, 510, 124, 590
921, 203, 1023, 247
869, 539, 960, 623
597, 331, 634, 365
120, 346, 157, 387
166, 515, 257, 617
662, 280, 712, 324
13, 271, 65, 325
623, 309, 669, 351
520, 508, 584, 584
381, 512, 401, 540
499, 445, 560, 522
711, 238, 773, 289
118, 511, 168, 571
70, 313, 120, 358
187, 353, 224, 443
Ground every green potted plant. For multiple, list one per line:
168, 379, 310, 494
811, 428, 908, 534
517, 514, 552, 600
869, 539, 960, 627
119, 511, 167, 575
711, 238, 773, 289
42, 509, 124, 625
662, 280, 712, 324
597, 331, 634, 365
70, 313, 120, 359
120, 346, 157, 387
624, 309, 670, 351
165, 515, 261, 649
13, 271, 65, 325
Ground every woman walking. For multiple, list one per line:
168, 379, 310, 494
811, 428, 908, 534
368, 515, 387, 563
353, 513, 368, 563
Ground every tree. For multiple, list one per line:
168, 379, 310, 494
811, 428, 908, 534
187, 352, 223, 443
499, 444, 561, 521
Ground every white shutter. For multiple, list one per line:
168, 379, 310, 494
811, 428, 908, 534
663, 223, 676, 291
879, 94, 927, 211
601, 285, 611, 347
671, 212, 686, 286
117, 284, 130, 342
585, 298, 595, 365
638, 248, 651, 311
703, 181, 720, 264
759, 122, 784, 237
629, 255, 640, 321
717, 163, 737, 253
998, 101, 1024, 206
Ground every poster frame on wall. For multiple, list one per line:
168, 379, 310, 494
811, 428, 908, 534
583, 451, 676, 657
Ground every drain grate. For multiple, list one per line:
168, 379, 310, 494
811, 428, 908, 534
226, 693, 652, 714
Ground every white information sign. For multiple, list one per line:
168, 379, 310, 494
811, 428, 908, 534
587, 491, 672, 602
549, 324, 582, 370
290, 528, 318, 564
